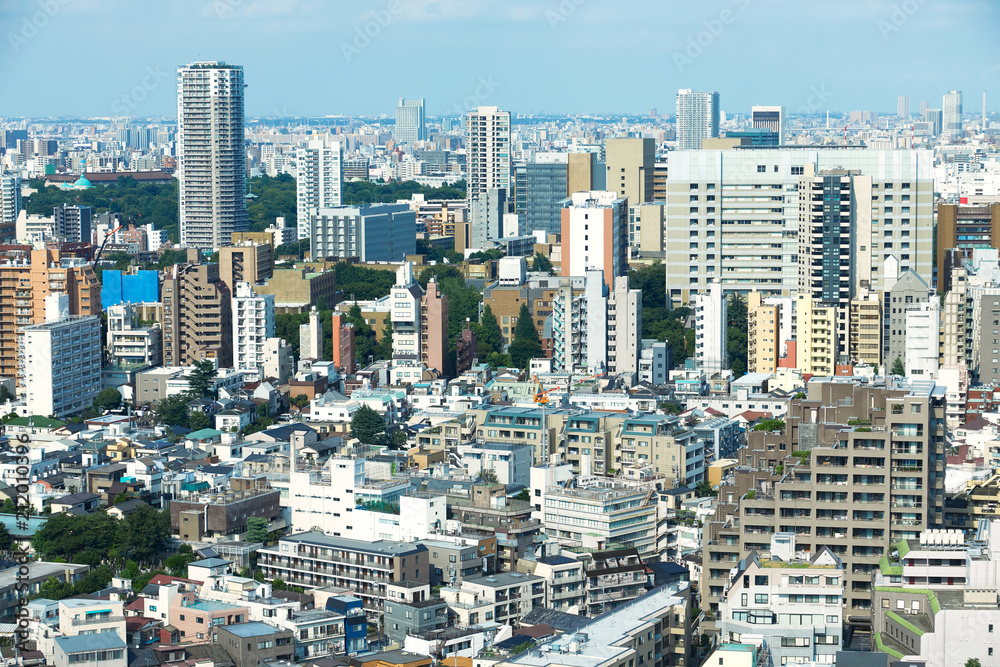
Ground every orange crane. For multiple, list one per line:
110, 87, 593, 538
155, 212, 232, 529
93, 224, 124, 265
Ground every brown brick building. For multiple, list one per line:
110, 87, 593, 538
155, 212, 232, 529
161, 257, 233, 367
171, 488, 281, 541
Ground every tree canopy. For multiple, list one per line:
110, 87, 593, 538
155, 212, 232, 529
509, 303, 543, 369
33, 506, 170, 567
186, 358, 218, 399
351, 405, 386, 445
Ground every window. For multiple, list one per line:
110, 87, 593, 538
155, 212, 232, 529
757, 165, 766, 173
781, 637, 809, 647
792, 166, 804, 175
754, 575, 769, 586
755, 594, 768, 604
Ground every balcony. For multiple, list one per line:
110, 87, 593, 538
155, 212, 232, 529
72, 615, 126, 627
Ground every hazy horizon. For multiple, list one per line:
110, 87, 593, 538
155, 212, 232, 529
0, 0, 997, 119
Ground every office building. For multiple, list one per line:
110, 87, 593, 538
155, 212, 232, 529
53, 204, 91, 243
724, 129, 779, 146
924, 108, 943, 136
539, 480, 658, 555
513, 153, 598, 237
936, 203, 1000, 286
559, 191, 628, 285
296, 140, 343, 240
898, 96, 910, 118
106, 303, 162, 369
219, 241, 274, 291
20, 294, 101, 417
676, 89, 720, 150
750, 105, 784, 142
233, 281, 275, 377
702, 378, 946, 617
605, 137, 655, 204
253, 267, 337, 313
466, 106, 511, 201
629, 202, 665, 256
694, 279, 727, 374
394, 98, 426, 144
177, 61, 247, 248
463, 187, 506, 251
0, 248, 99, 385
0, 174, 20, 242
161, 257, 233, 367
308, 204, 416, 262
664, 147, 934, 307
943, 90, 963, 140
719, 537, 844, 666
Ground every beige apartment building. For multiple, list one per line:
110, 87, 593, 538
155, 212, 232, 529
161, 261, 233, 367
795, 293, 837, 375
420, 279, 448, 377
849, 289, 883, 367
701, 378, 946, 620
747, 290, 779, 373
253, 267, 337, 313
219, 241, 274, 290
605, 137, 655, 204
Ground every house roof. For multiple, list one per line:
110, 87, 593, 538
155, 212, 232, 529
7, 416, 66, 428
186, 428, 223, 440
57, 633, 126, 653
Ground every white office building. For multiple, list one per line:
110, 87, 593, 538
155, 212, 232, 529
233, 281, 276, 378
751, 105, 784, 142
177, 61, 247, 248
676, 89, 720, 150
308, 204, 416, 262
664, 147, 934, 307
296, 140, 343, 240
394, 98, 426, 144
905, 300, 940, 379
943, 90, 963, 140
20, 294, 101, 417
466, 106, 511, 201
694, 279, 727, 375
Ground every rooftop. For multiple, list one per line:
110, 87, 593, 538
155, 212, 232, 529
222, 622, 289, 638
273, 531, 427, 557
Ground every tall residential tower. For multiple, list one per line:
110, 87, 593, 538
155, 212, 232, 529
177, 61, 248, 248
676, 90, 720, 150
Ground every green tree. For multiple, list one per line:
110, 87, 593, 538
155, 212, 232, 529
695, 480, 718, 497
246, 517, 268, 543
155, 394, 190, 428
376, 319, 394, 361
476, 469, 500, 485
93, 387, 123, 411
966, 659, 982, 667
188, 411, 211, 431
508, 303, 543, 369
115, 506, 170, 565
37, 577, 73, 600
531, 252, 554, 274
726, 293, 748, 378
753, 419, 786, 433
292, 394, 310, 409
514, 489, 531, 502
114, 492, 129, 504
271, 577, 287, 591
477, 304, 504, 357
391, 429, 409, 449
0, 522, 11, 550
351, 405, 386, 445
891, 356, 905, 375
1, 498, 15, 514
186, 358, 217, 399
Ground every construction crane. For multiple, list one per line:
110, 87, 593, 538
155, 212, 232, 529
93, 225, 124, 265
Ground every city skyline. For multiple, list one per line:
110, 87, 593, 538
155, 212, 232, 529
0, 0, 997, 118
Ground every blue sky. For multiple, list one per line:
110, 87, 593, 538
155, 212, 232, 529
0, 0, 997, 118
